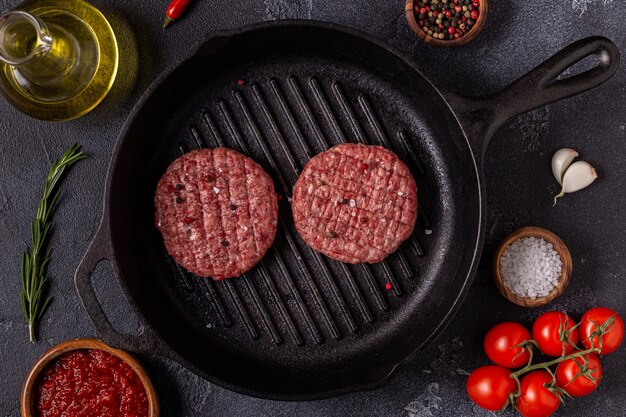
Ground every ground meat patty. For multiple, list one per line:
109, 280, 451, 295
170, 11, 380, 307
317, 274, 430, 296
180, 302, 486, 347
292, 143, 418, 264
155, 148, 278, 279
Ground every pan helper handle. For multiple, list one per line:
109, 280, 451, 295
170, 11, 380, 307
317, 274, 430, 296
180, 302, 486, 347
75, 223, 168, 357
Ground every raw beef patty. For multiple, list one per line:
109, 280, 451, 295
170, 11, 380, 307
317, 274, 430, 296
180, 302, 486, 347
155, 148, 278, 279
292, 143, 418, 264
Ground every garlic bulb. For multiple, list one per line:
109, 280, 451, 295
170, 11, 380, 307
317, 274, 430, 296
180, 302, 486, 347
551, 148, 579, 185
554, 161, 598, 205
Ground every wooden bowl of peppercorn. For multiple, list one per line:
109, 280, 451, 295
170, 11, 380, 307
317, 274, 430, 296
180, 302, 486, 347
405, 0, 487, 47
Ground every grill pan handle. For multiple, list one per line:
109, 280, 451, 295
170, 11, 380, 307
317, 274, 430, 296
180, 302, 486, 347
75, 223, 167, 356
450, 36, 619, 160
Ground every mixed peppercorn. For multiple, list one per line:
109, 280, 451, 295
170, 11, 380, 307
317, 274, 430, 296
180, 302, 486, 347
413, 0, 481, 41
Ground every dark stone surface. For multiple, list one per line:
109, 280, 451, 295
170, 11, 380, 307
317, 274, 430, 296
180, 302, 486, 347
0, 0, 624, 415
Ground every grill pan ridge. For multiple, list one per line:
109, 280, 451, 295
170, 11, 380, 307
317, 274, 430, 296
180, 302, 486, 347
75, 21, 619, 399
165, 72, 444, 344
173, 75, 432, 345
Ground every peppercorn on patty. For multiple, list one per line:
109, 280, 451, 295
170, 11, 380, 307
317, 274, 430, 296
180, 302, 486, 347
155, 148, 278, 279
292, 143, 418, 264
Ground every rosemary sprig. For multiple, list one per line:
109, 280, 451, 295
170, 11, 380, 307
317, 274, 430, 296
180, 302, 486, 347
21, 144, 86, 342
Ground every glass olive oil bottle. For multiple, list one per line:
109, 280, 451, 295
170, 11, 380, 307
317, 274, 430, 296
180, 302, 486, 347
0, 0, 118, 120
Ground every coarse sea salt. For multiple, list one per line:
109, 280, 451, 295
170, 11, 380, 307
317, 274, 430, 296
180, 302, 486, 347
500, 236, 562, 299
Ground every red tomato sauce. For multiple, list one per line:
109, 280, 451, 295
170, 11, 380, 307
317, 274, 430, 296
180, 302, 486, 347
36, 349, 148, 417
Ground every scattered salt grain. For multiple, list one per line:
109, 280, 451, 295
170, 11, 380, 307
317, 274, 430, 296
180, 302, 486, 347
213, 187, 220, 193
349, 199, 356, 207
500, 237, 562, 299
397, 191, 405, 197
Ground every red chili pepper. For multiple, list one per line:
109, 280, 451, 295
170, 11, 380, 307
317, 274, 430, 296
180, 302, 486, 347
163, 0, 192, 28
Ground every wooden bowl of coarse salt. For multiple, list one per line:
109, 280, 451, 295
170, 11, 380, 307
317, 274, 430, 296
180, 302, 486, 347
493, 227, 572, 307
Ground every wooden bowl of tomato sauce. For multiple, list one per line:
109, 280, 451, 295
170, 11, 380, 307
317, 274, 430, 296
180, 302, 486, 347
21, 338, 159, 417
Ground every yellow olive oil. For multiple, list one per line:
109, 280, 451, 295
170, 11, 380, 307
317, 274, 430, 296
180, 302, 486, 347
0, 0, 118, 120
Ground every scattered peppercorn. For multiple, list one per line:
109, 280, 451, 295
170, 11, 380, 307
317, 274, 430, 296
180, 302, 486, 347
360, 217, 368, 223
175, 197, 183, 204
205, 175, 214, 183
221, 240, 229, 247
175, 183, 184, 190
315, 179, 324, 186
327, 231, 337, 238
230, 204, 238, 211
413, 0, 480, 41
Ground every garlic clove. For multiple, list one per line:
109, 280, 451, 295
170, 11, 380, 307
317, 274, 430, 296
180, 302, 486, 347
554, 161, 598, 205
551, 148, 579, 185
562, 161, 598, 192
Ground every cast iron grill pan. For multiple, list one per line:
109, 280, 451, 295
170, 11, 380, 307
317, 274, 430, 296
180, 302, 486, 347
75, 22, 619, 399
134, 42, 465, 393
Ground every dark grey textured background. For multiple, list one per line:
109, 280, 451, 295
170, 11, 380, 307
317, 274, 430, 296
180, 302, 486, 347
1, 0, 625, 415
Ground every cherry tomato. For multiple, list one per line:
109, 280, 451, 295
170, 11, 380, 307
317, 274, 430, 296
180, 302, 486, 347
556, 352, 602, 397
516, 371, 561, 417
466, 365, 517, 411
484, 322, 532, 368
532, 312, 579, 357
580, 307, 624, 354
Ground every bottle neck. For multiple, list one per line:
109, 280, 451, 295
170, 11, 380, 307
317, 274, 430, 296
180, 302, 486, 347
0, 11, 52, 65
0, 10, 79, 84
